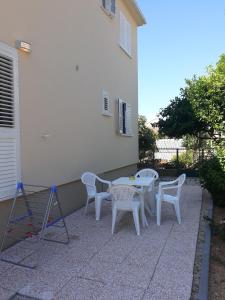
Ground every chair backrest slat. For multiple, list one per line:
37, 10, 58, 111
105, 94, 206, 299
177, 174, 186, 198
81, 172, 97, 196
135, 168, 159, 180
110, 185, 138, 203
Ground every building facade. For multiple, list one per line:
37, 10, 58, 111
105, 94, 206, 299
0, 0, 145, 228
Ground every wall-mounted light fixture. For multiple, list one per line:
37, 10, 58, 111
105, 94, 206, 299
15, 40, 32, 53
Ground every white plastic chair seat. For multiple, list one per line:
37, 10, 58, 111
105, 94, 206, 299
96, 192, 111, 200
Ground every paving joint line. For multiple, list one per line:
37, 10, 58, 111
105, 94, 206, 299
141, 222, 175, 300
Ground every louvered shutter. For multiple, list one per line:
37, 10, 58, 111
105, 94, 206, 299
102, 90, 112, 116
125, 103, 132, 136
118, 98, 123, 134
0, 43, 20, 200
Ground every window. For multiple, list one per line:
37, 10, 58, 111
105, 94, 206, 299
118, 98, 132, 136
119, 12, 131, 56
102, 0, 116, 16
0, 42, 20, 200
102, 90, 112, 116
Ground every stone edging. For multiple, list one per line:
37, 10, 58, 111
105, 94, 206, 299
191, 189, 213, 300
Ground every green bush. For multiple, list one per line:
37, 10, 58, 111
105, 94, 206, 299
171, 151, 194, 168
199, 151, 225, 207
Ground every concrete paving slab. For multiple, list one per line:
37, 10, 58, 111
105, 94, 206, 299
0, 183, 202, 300
0, 265, 71, 295
110, 261, 154, 289
55, 277, 105, 300
0, 286, 15, 300
98, 283, 145, 300
1, 244, 34, 264
79, 258, 118, 283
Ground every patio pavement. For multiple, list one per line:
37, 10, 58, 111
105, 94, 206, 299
0, 182, 202, 300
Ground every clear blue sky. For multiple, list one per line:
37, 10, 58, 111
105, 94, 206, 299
136, 0, 225, 122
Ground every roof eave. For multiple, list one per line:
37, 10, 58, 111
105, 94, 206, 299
123, 0, 147, 26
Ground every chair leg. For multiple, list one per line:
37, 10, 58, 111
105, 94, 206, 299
132, 208, 140, 235
85, 197, 90, 215
144, 201, 152, 217
140, 194, 148, 227
151, 188, 156, 215
95, 197, 102, 221
112, 205, 117, 234
157, 199, 162, 226
174, 201, 181, 224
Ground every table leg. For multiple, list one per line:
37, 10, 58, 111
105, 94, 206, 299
140, 195, 148, 227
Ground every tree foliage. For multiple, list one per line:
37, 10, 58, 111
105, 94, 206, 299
138, 115, 156, 161
155, 54, 225, 206
156, 89, 206, 138
186, 54, 225, 142
156, 54, 225, 143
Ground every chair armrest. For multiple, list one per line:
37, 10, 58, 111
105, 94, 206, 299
97, 177, 112, 188
160, 185, 178, 191
159, 179, 178, 188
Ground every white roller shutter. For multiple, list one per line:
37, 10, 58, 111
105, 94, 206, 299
0, 42, 20, 200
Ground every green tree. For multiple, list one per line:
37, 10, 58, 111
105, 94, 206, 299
138, 115, 156, 162
186, 54, 225, 143
156, 54, 225, 145
156, 88, 207, 138
156, 54, 225, 206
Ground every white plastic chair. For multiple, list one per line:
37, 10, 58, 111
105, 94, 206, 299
135, 168, 159, 183
81, 172, 111, 221
135, 168, 159, 215
110, 185, 142, 235
156, 174, 186, 225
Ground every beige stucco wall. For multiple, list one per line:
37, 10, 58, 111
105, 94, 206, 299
0, 164, 137, 249
0, 0, 139, 187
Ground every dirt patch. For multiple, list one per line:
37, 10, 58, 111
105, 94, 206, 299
208, 206, 225, 300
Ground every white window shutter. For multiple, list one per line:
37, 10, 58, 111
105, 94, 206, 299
126, 21, 131, 56
119, 12, 131, 56
125, 103, 132, 136
119, 12, 123, 48
118, 98, 123, 134
0, 43, 20, 200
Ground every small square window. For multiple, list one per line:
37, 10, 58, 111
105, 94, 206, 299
102, 90, 112, 117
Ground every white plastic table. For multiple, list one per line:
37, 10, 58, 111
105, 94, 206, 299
112, 177, 154, 227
